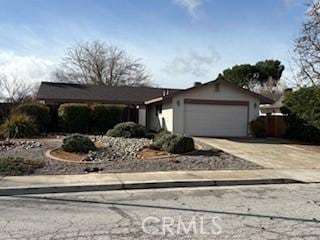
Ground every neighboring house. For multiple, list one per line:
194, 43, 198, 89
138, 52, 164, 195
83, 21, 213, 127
260, 95, 284, 116
260, 89, 292, 116
37, 78, 273, 137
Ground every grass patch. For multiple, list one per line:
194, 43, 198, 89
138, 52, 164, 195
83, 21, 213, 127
0, 157, 44, 176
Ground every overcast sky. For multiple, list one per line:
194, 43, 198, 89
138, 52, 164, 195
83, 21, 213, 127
0, 0, 308, 88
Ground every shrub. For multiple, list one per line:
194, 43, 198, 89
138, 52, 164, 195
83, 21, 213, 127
0, 157, 44, 176
250, 117, 267, 138
0, 114, 38, 138
282, 87, 320, 144
14, 103, 51, 133
58, 104, 91, 133
62, 134, 96, 153
152, 132, 194, 154
281, 107, 320, 144
106, 122, 147, 138
91, 105, 125, 134
162, 134, 195, 154
283, 87, 320, 129
152, 131, 172, 149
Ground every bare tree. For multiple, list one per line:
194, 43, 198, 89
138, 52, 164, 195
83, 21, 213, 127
295, 1, 320, 86
56, 41, 151, 86
0, 73, 4, 100
0, 73, 33, 103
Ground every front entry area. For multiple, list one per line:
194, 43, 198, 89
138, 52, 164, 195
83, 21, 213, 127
184, 101, 249, 137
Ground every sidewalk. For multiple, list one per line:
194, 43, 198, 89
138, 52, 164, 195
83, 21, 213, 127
1, 169, 320, 196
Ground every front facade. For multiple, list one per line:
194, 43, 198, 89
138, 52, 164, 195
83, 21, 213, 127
144, 79, 273, 137
37, 79, 273, 137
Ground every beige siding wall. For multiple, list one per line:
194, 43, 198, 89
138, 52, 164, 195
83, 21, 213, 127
172, 82, 260, 134
161, 105, 173, 132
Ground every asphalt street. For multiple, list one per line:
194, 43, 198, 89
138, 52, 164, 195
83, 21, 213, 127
0, 184, 320, 239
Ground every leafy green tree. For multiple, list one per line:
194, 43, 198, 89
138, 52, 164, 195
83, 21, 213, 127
221, 60, 284, 90
255, 60, 284, 85
282, 87, 320, 129
281, 87, 320, 143
222, 64, 257, 89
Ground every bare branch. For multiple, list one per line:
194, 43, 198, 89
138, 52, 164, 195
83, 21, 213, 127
295, 1, 320, 86
0, 73, 33, 103
55, 41, 151, 87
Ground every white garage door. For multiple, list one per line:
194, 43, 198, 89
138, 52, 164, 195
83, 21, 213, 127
184, 104, 248, 137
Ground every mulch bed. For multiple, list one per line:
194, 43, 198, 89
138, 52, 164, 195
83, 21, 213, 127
0, 137, 263, 175
138, 148, 173, 159
49, 148, 87, 162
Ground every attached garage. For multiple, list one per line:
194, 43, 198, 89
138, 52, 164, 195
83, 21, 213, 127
183, 100, 249, 137
145, 78, 274, 137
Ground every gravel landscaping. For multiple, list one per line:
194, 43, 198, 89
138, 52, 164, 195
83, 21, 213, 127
0, 140, 43, 151
87, 136, 152, 161
0, 136, 262, 175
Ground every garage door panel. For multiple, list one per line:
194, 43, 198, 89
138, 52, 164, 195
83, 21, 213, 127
184, 104, 248, 137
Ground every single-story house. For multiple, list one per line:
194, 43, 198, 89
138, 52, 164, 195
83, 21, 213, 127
37, 78, 273, 137
260, 89, 292, 116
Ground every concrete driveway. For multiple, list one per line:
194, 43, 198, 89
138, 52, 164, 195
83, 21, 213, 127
197, 138, 320, 169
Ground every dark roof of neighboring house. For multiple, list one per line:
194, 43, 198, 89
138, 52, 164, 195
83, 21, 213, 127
37, 82, 181, 105
145, 78, 274, 105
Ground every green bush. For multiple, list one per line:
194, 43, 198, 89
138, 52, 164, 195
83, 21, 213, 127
152, 132, 194, 154
152, 131, 172, 149
283, 87, 320, 129
14, 103, 51, 133
0, 157, 44, 176
62, 134, 96, 153
281, 106, 320, 143
282, 87, 320, 144
91, 105, 125, 134
106, 122, 147, 138
0, 114, 38, 138
58, 104, 91, 133
250, 117, 267, 138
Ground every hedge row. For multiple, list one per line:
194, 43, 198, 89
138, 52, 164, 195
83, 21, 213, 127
0, 103, 129, 138
13, 103, 51, 132
0, 103, 50, 138
58, 104, 126, 134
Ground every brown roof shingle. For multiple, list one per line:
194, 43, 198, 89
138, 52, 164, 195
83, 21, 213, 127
37, 82, 181, 105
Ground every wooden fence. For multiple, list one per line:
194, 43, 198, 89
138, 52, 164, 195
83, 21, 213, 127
265, 115, 287, 137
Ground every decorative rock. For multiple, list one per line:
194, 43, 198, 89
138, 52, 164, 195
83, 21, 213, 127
0, 140, 43, 151
90, 136, 152, 162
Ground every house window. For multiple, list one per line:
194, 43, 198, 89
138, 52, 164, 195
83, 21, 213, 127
156, 104, 162, 115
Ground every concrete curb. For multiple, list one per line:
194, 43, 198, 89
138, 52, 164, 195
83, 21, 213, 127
0, 178, 302, 196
